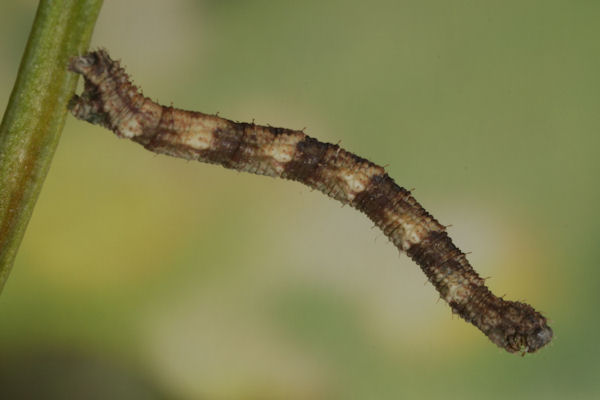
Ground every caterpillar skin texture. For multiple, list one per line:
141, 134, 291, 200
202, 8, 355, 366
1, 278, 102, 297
68, 50, 553, 354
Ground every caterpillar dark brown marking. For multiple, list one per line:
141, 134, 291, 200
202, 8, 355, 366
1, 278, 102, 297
68, 50, 553, 354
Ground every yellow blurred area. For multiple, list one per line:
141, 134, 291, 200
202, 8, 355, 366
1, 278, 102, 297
1, 1, 598, 399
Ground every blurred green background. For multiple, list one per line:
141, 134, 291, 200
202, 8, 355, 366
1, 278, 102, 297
1, 0, 598, 399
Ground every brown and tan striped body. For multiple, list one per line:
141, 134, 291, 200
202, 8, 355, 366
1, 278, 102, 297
68, 50, 552, 354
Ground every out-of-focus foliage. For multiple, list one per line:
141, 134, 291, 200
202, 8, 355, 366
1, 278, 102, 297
0, 1, 598, 399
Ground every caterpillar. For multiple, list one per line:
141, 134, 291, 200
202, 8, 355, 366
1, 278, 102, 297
68, 50, 552, 354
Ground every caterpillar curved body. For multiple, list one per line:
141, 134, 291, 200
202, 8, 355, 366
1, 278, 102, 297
68, 50, 552, 354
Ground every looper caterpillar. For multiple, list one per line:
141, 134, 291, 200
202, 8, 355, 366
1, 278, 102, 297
68, 50, 552, 355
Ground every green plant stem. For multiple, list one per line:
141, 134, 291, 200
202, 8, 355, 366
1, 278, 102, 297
0, 0, 103, 293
